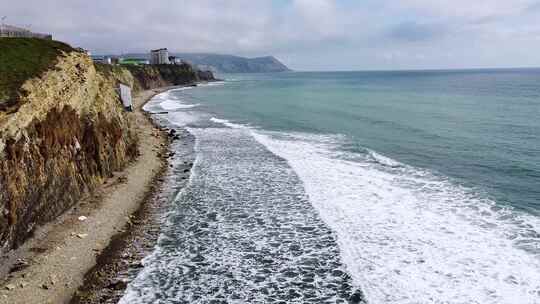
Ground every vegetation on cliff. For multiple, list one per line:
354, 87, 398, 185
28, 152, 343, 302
0, 38, 75, 112
0, 39, 139, 252
0, 38, 213, 253
96, 62, 215, 92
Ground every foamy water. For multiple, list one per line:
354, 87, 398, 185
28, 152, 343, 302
129, 75, 540, 304
251, 130, 540, 304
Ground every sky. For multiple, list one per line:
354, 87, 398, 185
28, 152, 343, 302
2, 0, 540, 71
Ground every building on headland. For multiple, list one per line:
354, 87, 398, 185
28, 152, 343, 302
0, 24, 52, 40
150, 48, 170, 64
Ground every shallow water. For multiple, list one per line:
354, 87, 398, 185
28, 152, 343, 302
123, 70, 540, 303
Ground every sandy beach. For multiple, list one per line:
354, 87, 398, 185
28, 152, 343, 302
0, 88, 173, 304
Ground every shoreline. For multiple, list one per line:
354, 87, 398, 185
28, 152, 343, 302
0, 87, 182, 304
71, 106, 196, 303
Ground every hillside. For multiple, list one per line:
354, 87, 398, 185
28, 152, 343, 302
122, 52, 291, 73
0, 38, 76, 113
175, 53, 291, 73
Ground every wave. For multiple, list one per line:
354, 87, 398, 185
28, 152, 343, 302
160, 99, 199, 110
209, 117, 540, 304
367, 149, 403, 168
200, 81, 226, 87
209, 117, 248, 129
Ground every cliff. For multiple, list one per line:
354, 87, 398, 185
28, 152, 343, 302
0, 38, 213, 253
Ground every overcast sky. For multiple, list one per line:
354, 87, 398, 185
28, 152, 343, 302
3, 0, 540, 70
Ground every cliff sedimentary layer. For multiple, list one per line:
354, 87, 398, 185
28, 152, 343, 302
0, 45, 139, 253
0, 39, 213, 254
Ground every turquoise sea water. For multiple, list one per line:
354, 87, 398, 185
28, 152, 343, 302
123, 70, 540, 304
190, 70, 540, 214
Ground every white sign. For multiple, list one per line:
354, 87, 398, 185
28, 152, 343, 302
119, 84, 133, 111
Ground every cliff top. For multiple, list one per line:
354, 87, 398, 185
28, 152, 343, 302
0, 38, 74, 112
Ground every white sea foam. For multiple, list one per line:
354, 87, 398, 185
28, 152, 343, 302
249, 130, 540, 304
367, 149, 402, 167
210, 117, 247, 129
142, 91, 172, 112
201, 81, 226, 86
160, 99, 199, 110
134, 111, 540, 303
166, 112, 199, 126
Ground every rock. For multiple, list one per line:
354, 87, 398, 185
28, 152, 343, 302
78, 215, 87, 221
76, 233, 88, 239
41, 284, 49, 290
5, 284, 16, 291
191, 254, 205, 263
107, 280, 128, 290
349, 290, 365, 304
9, 259, 29, 273
19, 282, 28, 288
207, 212, 218, 221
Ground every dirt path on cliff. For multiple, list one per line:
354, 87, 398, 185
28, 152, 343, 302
0, 88, 170, 304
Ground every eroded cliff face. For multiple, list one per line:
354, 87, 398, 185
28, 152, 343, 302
0, 51, 138, 252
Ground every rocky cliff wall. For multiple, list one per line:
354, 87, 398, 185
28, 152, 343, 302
97, 63, 215, 93
0, 43, 213, 253
0, 50, 139, 253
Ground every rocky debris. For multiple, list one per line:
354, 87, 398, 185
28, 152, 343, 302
349, 290, 366, 304
107, 279, 127, 290
9, 258, 29, 273
70, 128, 196, 304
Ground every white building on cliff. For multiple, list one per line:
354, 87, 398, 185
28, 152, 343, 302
150, 48, 170, 65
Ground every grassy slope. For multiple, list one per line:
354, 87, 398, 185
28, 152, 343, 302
0, 38, 74, 112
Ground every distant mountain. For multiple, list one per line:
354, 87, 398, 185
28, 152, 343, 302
120, 53, 291, 73
174, 53, 291, 73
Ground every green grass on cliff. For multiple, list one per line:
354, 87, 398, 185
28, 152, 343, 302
0, 38, 74, 112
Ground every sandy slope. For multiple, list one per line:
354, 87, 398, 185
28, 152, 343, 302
0, 89, 168, 304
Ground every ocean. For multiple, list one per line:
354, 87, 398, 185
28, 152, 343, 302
122, 69, 540, 303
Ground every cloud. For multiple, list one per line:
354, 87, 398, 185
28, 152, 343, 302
395, 0, 532, 19
524, 1, 540, 12
388, 22, 449, 42
2, 0, 540, 70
